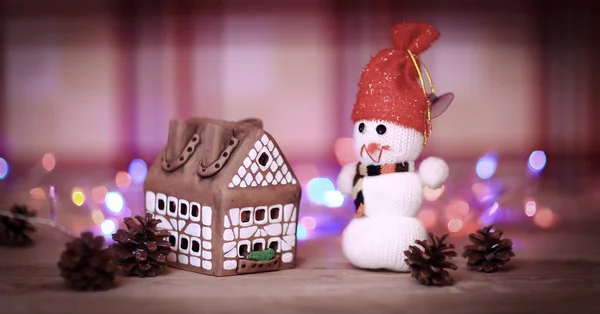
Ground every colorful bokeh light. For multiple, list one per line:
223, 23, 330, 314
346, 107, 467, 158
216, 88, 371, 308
128, 159, 148, 184
534, 207, 555, 228
334, 137, 357, 166
306, 178, 335, 204
323, 190, 344, 207
115, 171, 132, 189
300, 216, 317, 230
479, 201, 502, 226
423, 185, 445, 201
525, 200, 537, 217
42, 153, 56, 171
448, 219, 463, 232
71, 188, 85, 206
488, 202, 500, 215
471, 182, 494, 203
121, 207, 132, 217
297, 224, 308, 240
100, 219, 117, 235
105, 191, 125, 213
30, 187, 46, 200
444, 198, 470, 220
475, 153, 498, 180
91, 209, 105, 225
92, 186, 108, 204
528, 150, 547, 172
0, 157, 8, 180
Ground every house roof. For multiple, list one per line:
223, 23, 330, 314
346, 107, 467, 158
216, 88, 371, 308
145, 117, 300, 207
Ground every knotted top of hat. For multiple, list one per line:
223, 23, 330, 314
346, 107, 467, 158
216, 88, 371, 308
351, 22, 440, 135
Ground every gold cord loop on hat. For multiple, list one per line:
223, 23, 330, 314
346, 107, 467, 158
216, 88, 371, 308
407, 49, 435, 146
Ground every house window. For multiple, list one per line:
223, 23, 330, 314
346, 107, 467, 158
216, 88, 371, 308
258, 152, 269, 166
180, 237, 189, 251
179, 235, 190, 254
156, 193, 167, 214
191, 203, 200, 219
269, 206, 281, 221
255, 207, 266, 223
191, 239, 200, 253
238, 244, 249, 258
180, 202, 188, 217
269, 240, 279, 252
167, 196, 178, 217
168, 231, 178, 250
252, 239, 266, 252
257, 149, 273, 171
241, 211, 250, 222
240, 208, 253, 225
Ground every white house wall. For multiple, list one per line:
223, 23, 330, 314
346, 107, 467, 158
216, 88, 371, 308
229, 133, 298, 188
145, 190, 213, 271
222, 203, 297, 270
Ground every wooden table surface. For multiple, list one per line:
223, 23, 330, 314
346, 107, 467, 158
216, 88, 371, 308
2, 162, 600, 313
2, 225, 600, 314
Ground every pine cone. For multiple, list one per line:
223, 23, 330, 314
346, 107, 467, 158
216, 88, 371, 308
110, 213, 171, 277
0, 204, 36, 246
462, 225, 515, 273
404, 233, 458, 286
57, 232, 117, 291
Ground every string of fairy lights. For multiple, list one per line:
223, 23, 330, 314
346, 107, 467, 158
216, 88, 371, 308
0, 145, 548, 242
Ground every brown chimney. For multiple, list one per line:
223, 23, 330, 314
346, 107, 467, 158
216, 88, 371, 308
165, 119, 198, 162
200, 123, 234, 166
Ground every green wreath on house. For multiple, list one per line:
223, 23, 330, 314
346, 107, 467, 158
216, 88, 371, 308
247, 248, 277, 261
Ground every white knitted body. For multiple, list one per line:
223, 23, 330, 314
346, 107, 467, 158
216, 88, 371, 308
362, 170, 421, 217
342, 217, 426, 271
337, 120, 449, 272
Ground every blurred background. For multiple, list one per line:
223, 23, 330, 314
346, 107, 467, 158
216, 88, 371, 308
0, 0, 598, 241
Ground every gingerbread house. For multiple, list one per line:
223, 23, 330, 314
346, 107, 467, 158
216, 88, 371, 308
143, 118, 301, 276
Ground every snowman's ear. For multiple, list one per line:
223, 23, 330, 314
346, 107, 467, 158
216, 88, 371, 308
429, 92, 454, 119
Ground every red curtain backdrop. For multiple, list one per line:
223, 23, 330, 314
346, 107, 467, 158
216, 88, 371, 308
1, 0, 598, 176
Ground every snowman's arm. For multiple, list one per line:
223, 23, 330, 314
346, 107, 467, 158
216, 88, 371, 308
419, 157, 449, 189
337, 163, 357, 196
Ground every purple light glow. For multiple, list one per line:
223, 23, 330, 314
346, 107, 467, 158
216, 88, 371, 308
528, 150, 547, 172
525, 200, 537, 217
0, 157, 9, 180
128, 159, 148, 184
475, 153, 498, 180
300, 216, 317, 230
488, 202, 500, 215
480, 202, 502, 225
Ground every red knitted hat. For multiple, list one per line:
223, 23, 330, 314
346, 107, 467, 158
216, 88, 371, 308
351, 22, 440, 135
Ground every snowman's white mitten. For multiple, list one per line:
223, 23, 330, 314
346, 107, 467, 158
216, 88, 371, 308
337, 163, 357, 196
419, 157, 449, 189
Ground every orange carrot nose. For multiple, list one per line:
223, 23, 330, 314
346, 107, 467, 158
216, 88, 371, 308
367, 142, 381, 155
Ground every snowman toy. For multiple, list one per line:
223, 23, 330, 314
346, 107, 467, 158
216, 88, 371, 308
337, 22, 454, 272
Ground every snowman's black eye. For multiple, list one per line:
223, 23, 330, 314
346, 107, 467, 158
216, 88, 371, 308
376, 124, 387, 135
358, 123, 365, 133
